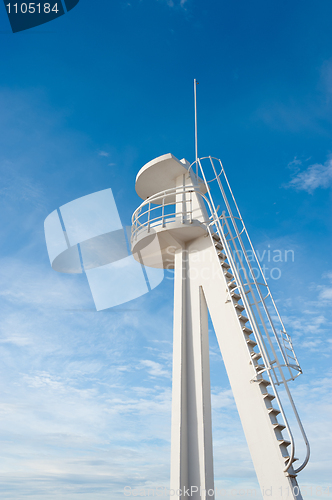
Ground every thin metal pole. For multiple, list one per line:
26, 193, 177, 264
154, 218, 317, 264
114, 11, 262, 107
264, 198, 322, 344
194, 79, 198, 175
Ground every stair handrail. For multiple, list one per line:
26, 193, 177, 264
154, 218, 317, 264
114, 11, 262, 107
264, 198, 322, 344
191, 157, 310, 474
191, 157, 301, 377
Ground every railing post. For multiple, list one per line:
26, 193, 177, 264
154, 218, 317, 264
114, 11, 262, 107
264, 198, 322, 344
162, 197, 165, 227
147, 202, 151, 233
181, 183, 185, 224
190, 191, 193, 224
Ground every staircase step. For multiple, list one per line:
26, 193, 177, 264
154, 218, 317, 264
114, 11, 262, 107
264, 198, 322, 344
251, 352, 262, 361
220, 260, 230, 269
255, 364, 265, 373
215, 242, 223, 250
273, 423, 286, 431
231, 291, 241, 300
228, 281, 237, 290
224, 271, 233, 279
234, 303, 245, 312
263, 393, 275, 401
217, 251, 227, 260
256, 378, 270, 386
278, 439, 291, 447
268, 407, 280, 416
243, 326, 253, 334
212, 232, 220, 241
237, 314, 249, 323
246, 338, 257, 347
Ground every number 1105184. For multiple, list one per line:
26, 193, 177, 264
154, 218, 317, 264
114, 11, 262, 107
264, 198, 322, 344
6, 3, 59, 14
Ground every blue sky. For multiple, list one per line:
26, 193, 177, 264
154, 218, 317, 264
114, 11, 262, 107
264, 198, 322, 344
0, 0, 331, 498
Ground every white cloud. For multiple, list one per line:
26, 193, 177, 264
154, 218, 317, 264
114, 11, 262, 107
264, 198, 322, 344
287, 157, 303, 169
0, 335, 31, 346
0, 257, 92, 310
139, 359, 170, 378
0, 87, 330, 498
317, 272, 332, 301
98, 151, 109, 157
299, 339, 323, 349
159, 0, 188, 8
211, 388, 236, 410
283, 313, 327, 338
285, 157, 332, 193
323, 271, 332, 281
318, 286, 332, 301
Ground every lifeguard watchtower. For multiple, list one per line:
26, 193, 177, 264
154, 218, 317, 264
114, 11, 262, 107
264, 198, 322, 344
131, 152, 309, 499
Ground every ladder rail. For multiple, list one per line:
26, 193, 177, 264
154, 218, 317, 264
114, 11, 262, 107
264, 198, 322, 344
192, 157, 301, 378
205, 157, 292, 381
208, 157, 295, 380
219, 212, 290, 385
195, 159, 285, 387
191, 157, 310, 474
197, 166, 296, 471
216, 157, 301, 373
218, 214, 278, 372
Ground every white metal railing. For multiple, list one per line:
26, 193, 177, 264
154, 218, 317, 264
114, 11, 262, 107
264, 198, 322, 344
189, 156, 309, 474
189, 157, 302, 384
131, 184, 207, 244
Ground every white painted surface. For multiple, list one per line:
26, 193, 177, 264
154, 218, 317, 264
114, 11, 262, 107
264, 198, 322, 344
170, 245, 215, 500
132, 154, 304, 500
185, 234, 302, 499
135, 153, 189, 201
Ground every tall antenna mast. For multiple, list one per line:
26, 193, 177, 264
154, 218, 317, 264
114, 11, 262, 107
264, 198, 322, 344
194, 79, 198, 174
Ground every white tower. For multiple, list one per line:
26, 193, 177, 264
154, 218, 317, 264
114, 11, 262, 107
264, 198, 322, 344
131, 153, 310, 500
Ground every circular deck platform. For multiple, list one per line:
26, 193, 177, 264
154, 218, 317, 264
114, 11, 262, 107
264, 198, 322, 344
135, 153, 207, 202
131, 219, 207, 269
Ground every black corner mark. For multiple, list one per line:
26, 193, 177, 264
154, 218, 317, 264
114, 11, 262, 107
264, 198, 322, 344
3, 0, 80, 33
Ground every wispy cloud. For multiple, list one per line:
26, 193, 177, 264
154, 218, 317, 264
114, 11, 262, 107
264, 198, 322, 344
211, 388, 236, 410
0, 87, 330, 497
317, 270, 332, 302
284, 156, 332, 193
255, 100, 317, 133
0, 257, 173, 497
318, 286, 332, 301
0, 257, 91, 309
140, 359, 170, 378
0, 161, 45, 208
159, 0, 188, 8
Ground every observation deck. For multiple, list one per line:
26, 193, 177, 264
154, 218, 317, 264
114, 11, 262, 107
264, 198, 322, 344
132, 153, 209, 269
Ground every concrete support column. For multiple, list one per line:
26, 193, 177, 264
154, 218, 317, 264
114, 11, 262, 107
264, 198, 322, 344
170, 245, 215, 499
